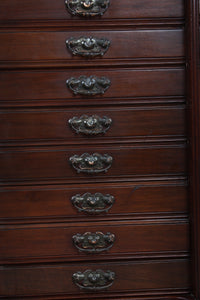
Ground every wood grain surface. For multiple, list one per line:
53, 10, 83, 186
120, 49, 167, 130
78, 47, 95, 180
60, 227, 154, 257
0, 182, 187, 222
0, 29, 184, 66
0, 69, 185, 102
0, 0, 184, 21
0, 105, 186, 144
0, 144, 186, 183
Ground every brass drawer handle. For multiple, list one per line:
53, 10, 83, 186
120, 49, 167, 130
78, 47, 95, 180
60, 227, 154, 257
69, 115, 112, 135
72, 269, 115, 291
69, 153, 113, 174
65, 0, 110, 17
71, 192, 115, 214
66, 36, 110, 57
72, 231, 115, 253
66, 75, 111, 96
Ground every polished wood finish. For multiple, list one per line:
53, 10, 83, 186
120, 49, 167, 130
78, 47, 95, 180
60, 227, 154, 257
0, 221, 189, 263
186, 0, 200, 298
0, 260, 189, 298
0, 29, 184, 69
0, 182, 187, 222
0, 145, 186, 183
0, 0, 184, 21
0, 105, 185, 144
0, 0, 199, 299
0, 69, 184, 102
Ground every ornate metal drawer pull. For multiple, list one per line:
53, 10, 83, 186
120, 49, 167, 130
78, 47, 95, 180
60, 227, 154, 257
72, 231, 115, 253
66, 37, 110, 57
65, 0, 110, 17
71, 192, 115, 214
72, 269, 115, 291
66, 75, 111, 95
69, 153, 113, 174
69, 115, 112, 135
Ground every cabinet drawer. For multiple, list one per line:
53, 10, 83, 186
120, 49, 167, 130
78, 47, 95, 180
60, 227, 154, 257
0, 69, 184, 103
0, 29, 184, 66
0, 221, 189, 263
0, 106, 185, 144
0, 0, 184, 21
0, 145, 186, 184
0, 259, 189, 298
0, 183, 187, 222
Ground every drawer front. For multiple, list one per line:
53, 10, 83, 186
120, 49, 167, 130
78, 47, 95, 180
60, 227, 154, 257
0, 259, 189, 298
0, 183, 187, 221
0, 145, 186, 183
0, 69, 184, 103
0, 29, 184, 64
0, 222, 189, 262
0, 1, 184, 21
0, 106, 185, 143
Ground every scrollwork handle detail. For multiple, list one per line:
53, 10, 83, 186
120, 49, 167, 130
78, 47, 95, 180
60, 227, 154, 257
72, 269, 115, 291
72, 231, 115, 253
68, 115, 112, 135
66, 36, 110, 57
71, 192, 115, 214
69, 153, 113, 174
66, 75, 111, 95
65, 0, 110, 17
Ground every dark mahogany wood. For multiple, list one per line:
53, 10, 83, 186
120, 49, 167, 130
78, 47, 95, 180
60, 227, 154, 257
0, 259, 189, 298
0, 144, 186, 184
0, 29, 184, 68
0, 68, 185, 102
0, 105, 186, 144
0, 221, 189, 263
0, 296, 193, 300
186, 0, 200, 299
0, 0, 184, 21
0, 295, 193, 300
1, 0, 199, 299
0, 182, 187, 222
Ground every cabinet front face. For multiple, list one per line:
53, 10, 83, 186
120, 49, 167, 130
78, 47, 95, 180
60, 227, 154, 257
1, 0, 199, 299
0, 1, 184, 20
0, 105, 186, 143
0, 260, 189, 298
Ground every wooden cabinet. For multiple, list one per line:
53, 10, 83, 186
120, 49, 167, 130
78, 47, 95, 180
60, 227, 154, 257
0, 1, 200, 299
0, 1, 184, 20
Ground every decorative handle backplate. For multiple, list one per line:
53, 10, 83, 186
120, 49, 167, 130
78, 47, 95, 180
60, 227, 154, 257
69, 153, 113, 174
72, 231, 115, 253
69, 115, 112, 135
66, 37, 110, 57
72, 269, 115, 291
65, 0, 110, 17
66, 75, 111, 95
71, 192, 115, 214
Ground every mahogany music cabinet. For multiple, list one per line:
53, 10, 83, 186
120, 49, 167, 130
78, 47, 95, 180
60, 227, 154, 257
0, 0, 199, 299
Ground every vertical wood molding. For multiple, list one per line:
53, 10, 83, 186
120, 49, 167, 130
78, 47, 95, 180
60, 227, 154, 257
186, 0, 200, 299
